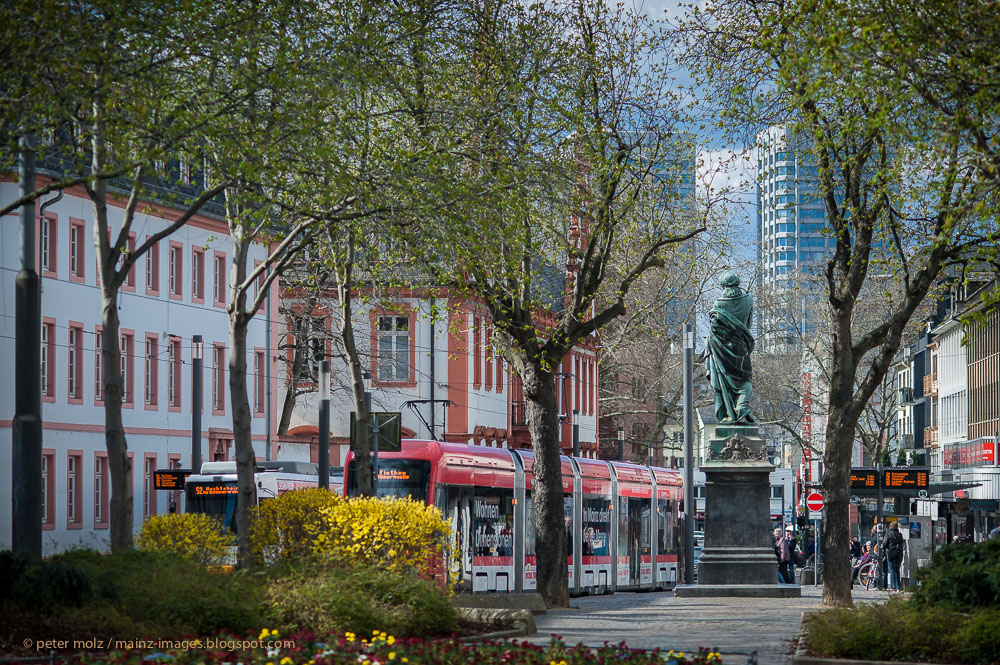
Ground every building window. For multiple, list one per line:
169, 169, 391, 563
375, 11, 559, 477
143, 455, 157, 518
67, 453, 82, 526
95, 329, 104, 402
41, 214, 56, 275
146, 238, 160, 294
42, 452, 56, 526
485, 325, 493, 391
168, 338, 182, 408
214, 253, 227, 305
41, 321, 54, 398
68, 324, 83, 401
192, 248, 204, 301
120, 331, 134, 406
474, 317, 483, 388
213, 344, 226, 413
124, 233, 137, 289
145, 335, 158, 407
169, 244, 182, 297
308, 319, 325, 379
94, 454, 108, 526
254, 350, 265, 414
377, 316, 410, 383
69, 219, 85, 280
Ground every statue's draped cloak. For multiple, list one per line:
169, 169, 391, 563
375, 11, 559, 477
706, 291, 754, 422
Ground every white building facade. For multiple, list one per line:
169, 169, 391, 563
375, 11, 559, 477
1, 179, 278, 554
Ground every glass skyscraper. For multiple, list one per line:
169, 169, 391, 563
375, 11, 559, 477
755, 124, 833, 347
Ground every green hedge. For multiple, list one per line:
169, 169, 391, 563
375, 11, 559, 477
805, 597, 1000, 664
912, 538, 1000, 610
267, 565, 458, 637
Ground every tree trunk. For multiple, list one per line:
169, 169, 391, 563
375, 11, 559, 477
523, 366, 570, 608
821, 307, 858, 607
101, 283, 133, 552
92, 148, 133, 551
336, 264, 373, 496
229, 229, 256, 565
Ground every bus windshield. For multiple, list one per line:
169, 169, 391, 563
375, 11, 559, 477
348, 459, 431, 503
186, 481, 238, 531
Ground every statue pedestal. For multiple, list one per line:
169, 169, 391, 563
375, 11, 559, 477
676, 432, 800, 598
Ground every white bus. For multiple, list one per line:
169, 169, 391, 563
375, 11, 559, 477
185, 461, 343, 531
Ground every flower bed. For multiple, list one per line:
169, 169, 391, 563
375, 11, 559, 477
62, 633, 725, 665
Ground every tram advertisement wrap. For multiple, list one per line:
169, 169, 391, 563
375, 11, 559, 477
472, 492, 514, 558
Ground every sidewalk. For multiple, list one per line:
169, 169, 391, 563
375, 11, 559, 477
529, 585, 893, 665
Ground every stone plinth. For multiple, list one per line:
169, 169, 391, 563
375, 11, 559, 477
675, 438, 801, 598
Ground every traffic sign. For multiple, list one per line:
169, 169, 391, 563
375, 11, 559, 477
806, 492, 824, 512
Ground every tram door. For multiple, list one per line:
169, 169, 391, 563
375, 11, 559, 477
618, 496, 651, 587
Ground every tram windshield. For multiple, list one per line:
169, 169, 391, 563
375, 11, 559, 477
347, 459, 431, 503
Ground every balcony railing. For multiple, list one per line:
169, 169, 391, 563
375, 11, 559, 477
923, 373, 939, 396
925, 425, 939, 445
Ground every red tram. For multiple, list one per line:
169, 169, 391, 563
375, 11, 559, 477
345, 439, 683, 595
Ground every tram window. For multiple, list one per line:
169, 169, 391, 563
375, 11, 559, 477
472, 487, 514, 557
564, 494, 574, 556
582, 495, 611, 556
657, 499, 674, 554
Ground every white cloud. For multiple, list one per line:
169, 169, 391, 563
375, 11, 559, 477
696, 147, 755, 199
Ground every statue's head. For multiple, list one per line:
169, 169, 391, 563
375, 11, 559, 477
720, 270, 740, 288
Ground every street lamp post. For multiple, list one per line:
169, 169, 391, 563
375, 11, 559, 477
363, 371, 377, 495
191, 335, 203, 474
683, 322, 695, 586
318, 361, 330, 489
617, 425, 624, 462
12, 135, 41, 558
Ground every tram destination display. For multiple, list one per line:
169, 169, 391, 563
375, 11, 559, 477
154, 469, 190, 490
850, 467, 929, 491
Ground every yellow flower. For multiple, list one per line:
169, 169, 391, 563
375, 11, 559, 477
387, 636, 395, 646
388, 653, 396, 661
345, 632, 356, 642
259, 629, 271, 640
280, 658, 293, 665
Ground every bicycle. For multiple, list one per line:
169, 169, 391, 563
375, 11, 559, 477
856, 560, 878, 590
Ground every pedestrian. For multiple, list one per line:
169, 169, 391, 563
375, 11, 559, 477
778, 526, 794, 584
850, 536, 862, 560
885, 522, 904, 591
851, 541, 872, 588
989, 525, 1000, 540
772, 528, 783, 582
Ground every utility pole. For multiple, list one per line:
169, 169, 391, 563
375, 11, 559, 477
617, 425, 624, 462
572, 409, 579, 457
876, 461, 885, 590
318, 361, 330, 489
191, 335, 203, 473
683, 322, 695, 585
12, 136, 41, 558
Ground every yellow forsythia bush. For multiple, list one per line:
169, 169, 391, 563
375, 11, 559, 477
136, 512, 235, 566
309, 497, 451, 576
250, 488, 342, 564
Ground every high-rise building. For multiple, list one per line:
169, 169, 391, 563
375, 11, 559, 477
755, 124, 832, 348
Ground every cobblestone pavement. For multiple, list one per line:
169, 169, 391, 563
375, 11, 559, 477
528, 585, 896, 665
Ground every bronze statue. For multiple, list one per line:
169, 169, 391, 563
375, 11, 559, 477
706, 271, 755, 423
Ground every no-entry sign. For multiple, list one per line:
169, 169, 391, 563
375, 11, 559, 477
806, 492, 824, 512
